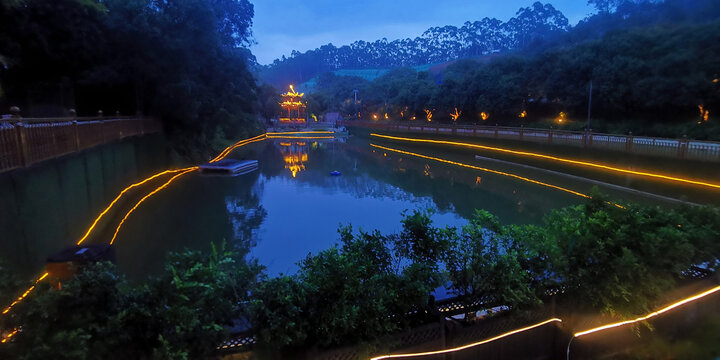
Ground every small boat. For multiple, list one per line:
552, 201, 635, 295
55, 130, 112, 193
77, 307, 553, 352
330, 171, 341, 176
199, 159, 258, 175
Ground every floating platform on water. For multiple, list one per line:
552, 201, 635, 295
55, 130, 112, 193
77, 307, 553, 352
46, 244, 116, 282
199, 159, 258, 175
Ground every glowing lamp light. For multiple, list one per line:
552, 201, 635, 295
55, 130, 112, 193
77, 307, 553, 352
370, 318, 561, 359
450, 108, 461, 122
371, 144, 591, 199
556, 112, 567, 124
384, 113, 389, 120
110, 168, 198, 244
574, 285, 720, 337
519, 110, 527, 118
373, 114, 379, 120
1, 273, 49, 317
369, 133, 720, 190
424, 109, 433, 122
713, 78, 719, 83
699, 105, 710, 122
1, 329, 19, 344
281, 85, 304, 98
75, 168, 191, 245
480, 112, 489, 121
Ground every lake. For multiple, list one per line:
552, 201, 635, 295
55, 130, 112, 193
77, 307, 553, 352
2, 130, 719, 280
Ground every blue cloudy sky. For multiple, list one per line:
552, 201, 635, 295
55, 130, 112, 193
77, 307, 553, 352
250, 0, 596, 64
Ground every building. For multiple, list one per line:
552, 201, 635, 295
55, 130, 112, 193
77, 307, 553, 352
279, 85, 307, 125
324, 112, 342, 126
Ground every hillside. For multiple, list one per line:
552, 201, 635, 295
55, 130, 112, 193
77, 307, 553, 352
261, 0, 720, 88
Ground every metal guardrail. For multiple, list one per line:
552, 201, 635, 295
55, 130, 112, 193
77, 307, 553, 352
0, 116, 161, 173
342, 121, 720, 162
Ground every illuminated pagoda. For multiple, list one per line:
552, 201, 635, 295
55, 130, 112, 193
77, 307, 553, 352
279, 85, 307, 125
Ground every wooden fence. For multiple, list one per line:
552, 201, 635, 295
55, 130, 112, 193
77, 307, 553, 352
341, 121, 720, 162
0, 116, 161, 173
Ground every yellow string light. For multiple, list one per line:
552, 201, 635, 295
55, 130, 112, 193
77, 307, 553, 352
1, 273, 48, 316
370, 134, 720, 190
574, 285, 720, 337
370, 318, 562, 359
1, 328, 19, 343
266, 131, 334, 135
210, 134, 268, 163
76, 169, 192, 245
371, 144, 591, 199
267, 136, 335, 140
110, 168, 198, 244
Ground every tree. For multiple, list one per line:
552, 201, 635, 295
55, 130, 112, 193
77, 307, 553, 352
588, 0, 632, 13
442, 210, 541, 315
1, 244, 261, 359
536, 191, 708, 316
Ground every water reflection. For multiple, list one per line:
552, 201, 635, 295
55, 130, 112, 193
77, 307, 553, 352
5, 135, 701, 280
279, 141, 308, 178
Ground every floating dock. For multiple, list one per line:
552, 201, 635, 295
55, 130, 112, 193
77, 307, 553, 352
46, 244, 116, 283
199, 159, 258, 175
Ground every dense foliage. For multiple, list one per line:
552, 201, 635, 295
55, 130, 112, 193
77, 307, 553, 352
251, 219, 444, 354
0, 0, 261, 157
262, 0, 720, 87
261, 1, 570, 86
0, 245, 262, 360
303, 20, 720, 138
1, 195, 719, 356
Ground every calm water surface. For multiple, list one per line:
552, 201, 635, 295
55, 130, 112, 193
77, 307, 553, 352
2, 132, 718, 279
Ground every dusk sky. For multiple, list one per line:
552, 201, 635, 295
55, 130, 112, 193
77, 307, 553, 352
250, 0, 596, 65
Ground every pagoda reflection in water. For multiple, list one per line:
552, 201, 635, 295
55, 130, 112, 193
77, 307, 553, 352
280, 141, 309, 178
